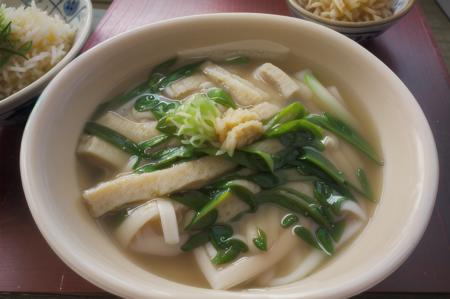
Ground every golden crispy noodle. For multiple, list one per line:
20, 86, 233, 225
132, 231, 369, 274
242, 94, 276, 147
297, 0, 393, 22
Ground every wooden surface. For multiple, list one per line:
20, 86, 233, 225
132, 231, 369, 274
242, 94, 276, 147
1, 0, 449, 296
420, 0, 450, 72
436, 0, 450, 19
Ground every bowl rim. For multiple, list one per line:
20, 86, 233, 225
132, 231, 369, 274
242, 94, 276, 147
0, 0, 93, 114
286, 0, 416, 28
20, 12, 438, 299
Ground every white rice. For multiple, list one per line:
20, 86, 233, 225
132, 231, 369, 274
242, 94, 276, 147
0, 3, 76, 99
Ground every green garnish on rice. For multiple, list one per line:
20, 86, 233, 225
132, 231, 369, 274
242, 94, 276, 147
0, 7, 32, 69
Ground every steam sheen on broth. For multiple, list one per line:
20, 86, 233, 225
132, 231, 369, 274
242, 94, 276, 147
76, 55, 382, 290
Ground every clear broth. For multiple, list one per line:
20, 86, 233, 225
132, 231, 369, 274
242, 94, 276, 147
77, 55, 383, 290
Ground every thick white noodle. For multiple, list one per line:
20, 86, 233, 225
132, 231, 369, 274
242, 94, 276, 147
205, 242, 217, 257
157, 198, 181, 245
244, 216, 259, 255
115, 199, 184, 256
121, 155, 140, 174
131, 225, 185, 256
194, 229, 298, 290
325, 135, 364, 187
115, 200, 159, 246
340, 200, 367, 221
255, 268, 276, 286
245, 205, 282, 253
268, 200, 367, 286
216, 180, 261, 223
322, 135, 338, 149
268, 249, 324, 287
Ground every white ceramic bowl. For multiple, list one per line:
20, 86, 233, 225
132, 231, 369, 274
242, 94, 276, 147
286, 0, 415, 41
0, 0, 92, 119
20, 14, 438, 299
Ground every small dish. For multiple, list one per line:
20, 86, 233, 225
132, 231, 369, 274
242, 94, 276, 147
286, 0, 415, 41
0, 0, 92, 120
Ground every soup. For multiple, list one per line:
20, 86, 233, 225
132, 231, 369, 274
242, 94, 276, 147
76, 55, 382, 290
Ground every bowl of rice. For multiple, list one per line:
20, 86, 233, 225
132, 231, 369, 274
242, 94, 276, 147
0, 0, 92, 120
286, 0, 415, 41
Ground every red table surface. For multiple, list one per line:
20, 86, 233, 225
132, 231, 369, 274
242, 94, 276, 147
1, 0, 449, 296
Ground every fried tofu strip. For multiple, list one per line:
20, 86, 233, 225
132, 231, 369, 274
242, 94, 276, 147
83, 157, 236, 217
164, 74, 214, 99
249, 102, 280, 120
77, 135, 129, 170
254, 63, 299, 102
97, 111, 160, 143
201, 61, 269, 106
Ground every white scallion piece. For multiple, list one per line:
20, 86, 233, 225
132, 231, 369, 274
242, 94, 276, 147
304, 73, 356, 125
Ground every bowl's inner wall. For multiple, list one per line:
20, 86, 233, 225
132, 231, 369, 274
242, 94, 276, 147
25, 15, 435, 299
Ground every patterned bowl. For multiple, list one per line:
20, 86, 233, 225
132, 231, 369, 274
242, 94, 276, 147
286, 0, 415, 42
0, 0, 92, 122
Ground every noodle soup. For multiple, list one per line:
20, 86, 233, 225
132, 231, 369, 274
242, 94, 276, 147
76, 55, 382, 290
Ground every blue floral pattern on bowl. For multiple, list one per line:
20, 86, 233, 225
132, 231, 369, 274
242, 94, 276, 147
16, 0, 87, 25
64, 0, 80, 16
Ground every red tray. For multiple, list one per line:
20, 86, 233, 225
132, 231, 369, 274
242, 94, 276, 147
1, 0, 449, 295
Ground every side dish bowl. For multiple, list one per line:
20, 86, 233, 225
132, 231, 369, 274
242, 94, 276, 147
286, 0, 416, 41
20, 13, 438, 299
0, 0, 92, 120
